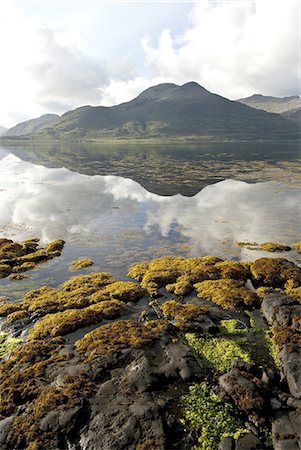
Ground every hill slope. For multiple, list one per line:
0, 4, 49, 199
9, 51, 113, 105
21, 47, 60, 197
238, 94, 301, 118
4, 114, 60, 137
0, 126, 7, 136
21, 83, 301, 141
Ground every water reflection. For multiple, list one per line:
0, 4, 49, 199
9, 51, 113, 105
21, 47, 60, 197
0, 152, 300, 265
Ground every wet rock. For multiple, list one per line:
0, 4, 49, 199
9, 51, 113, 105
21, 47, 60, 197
219, 368, 269, 419
0, 417, 14, 447
219, 436, 235, 450
272, 411, 301, 450
278, 342, 301, 399
261, 294, 297, 325
235, 433, 262, 450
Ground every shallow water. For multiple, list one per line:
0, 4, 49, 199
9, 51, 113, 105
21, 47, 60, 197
0, 142, 300, 300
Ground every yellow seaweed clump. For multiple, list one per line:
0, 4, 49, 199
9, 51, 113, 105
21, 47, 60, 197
160, 300, 207, 327
194, 279, 258, 310
250, 258, 301, 288
28, 300, 126, 339
0, 237, 65, 279
128, 256, 249, 296
293, 242, 301, 253
69, 258, 94, 271
260, 242, 291, 252
75, 319, 166, 361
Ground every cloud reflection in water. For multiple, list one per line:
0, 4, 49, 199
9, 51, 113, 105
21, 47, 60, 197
0, 153, 300, 260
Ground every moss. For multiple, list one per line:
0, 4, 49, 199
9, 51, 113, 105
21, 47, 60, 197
184, 333, 251, 373
264, 330, 281, 369
8, 273, 29, 281
128, 256, 248, 296
12, 262, 37, 272
44, 239, 65, 253
28, 300, 126, 339
6, 310, 28, 323
293, 242, 301, 253
260, 242, 291, 252
237, 242, 291, 252
0, 263, 12, 277
284, 279, 301, 300
135, 436, 165, 450
0, 332, 23, 359
180, 382, 248, 450
194, 279, 258, 310
272, 326, 301, 352
75, 319, 166, 361
7, 375, 93, 450
256, 286, 275, 298
219, 319, 242, 334
160, 300, 207, 329
90, 281, 146, 302
69, 257, 94, 271
3, 273, 145, 323
166, 275, 193, 296
250, 258, 301, 288
0, 237, 64, 279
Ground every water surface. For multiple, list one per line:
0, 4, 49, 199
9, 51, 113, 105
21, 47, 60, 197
0, 143, 300, 300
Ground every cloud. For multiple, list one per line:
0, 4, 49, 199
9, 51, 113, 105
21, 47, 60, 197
0, 0, 109, 126
101, 0, 299, 104
0, 0, 298, 126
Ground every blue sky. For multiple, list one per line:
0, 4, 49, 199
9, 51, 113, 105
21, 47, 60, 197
1, 0, 299, 127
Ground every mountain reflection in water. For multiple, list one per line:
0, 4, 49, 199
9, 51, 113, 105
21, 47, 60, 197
0, 152, 300, 268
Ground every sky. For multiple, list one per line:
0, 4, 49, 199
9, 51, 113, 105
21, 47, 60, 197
0, 0, 299, 127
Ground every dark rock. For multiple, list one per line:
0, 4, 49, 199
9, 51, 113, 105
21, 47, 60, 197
235, 433, 262, 450
272, 411, 301, 450
219, 436, 235, 450
219, 368, 269, 419
278, 346, 301, 399
0, 417, 14, 447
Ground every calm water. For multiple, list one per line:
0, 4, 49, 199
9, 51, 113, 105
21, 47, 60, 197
0, 141, 300, 299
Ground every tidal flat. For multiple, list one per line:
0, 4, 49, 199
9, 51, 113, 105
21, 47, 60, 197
0, 142, 300, 449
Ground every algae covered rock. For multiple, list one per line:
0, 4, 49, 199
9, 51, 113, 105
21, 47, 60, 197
250, 257, 301, 288
128, 256, 249, 296
28, 300, 126, 339
69, 257, 94, 271
0, 237, 65, 279
75, 319, 167, 361
1, 273, 145, 322
194, 279, 258, 310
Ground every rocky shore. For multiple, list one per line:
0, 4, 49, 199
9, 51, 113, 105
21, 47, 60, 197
0, 239, 301, 449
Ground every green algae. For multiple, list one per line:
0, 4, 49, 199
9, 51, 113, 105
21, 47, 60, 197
0, 332, 23, 359
184, 333, 251, 373
180, 382, 248, 450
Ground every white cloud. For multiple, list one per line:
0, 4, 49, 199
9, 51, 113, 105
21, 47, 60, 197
0, 0, 109, 126
101, 0, 299, 104
0, 0, 298, 126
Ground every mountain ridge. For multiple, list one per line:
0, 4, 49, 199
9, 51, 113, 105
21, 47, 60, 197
237, 94, 301, 118
3, 83, 300, 141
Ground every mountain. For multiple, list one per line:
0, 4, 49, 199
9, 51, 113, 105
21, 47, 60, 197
4, 114, 60, 137
237, 94, 301, 119
0, 126, 7, 136
10, 83, 301, 141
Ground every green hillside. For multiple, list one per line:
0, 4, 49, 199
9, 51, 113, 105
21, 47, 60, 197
9, 83, 301, 141
4, 114, 60, 137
